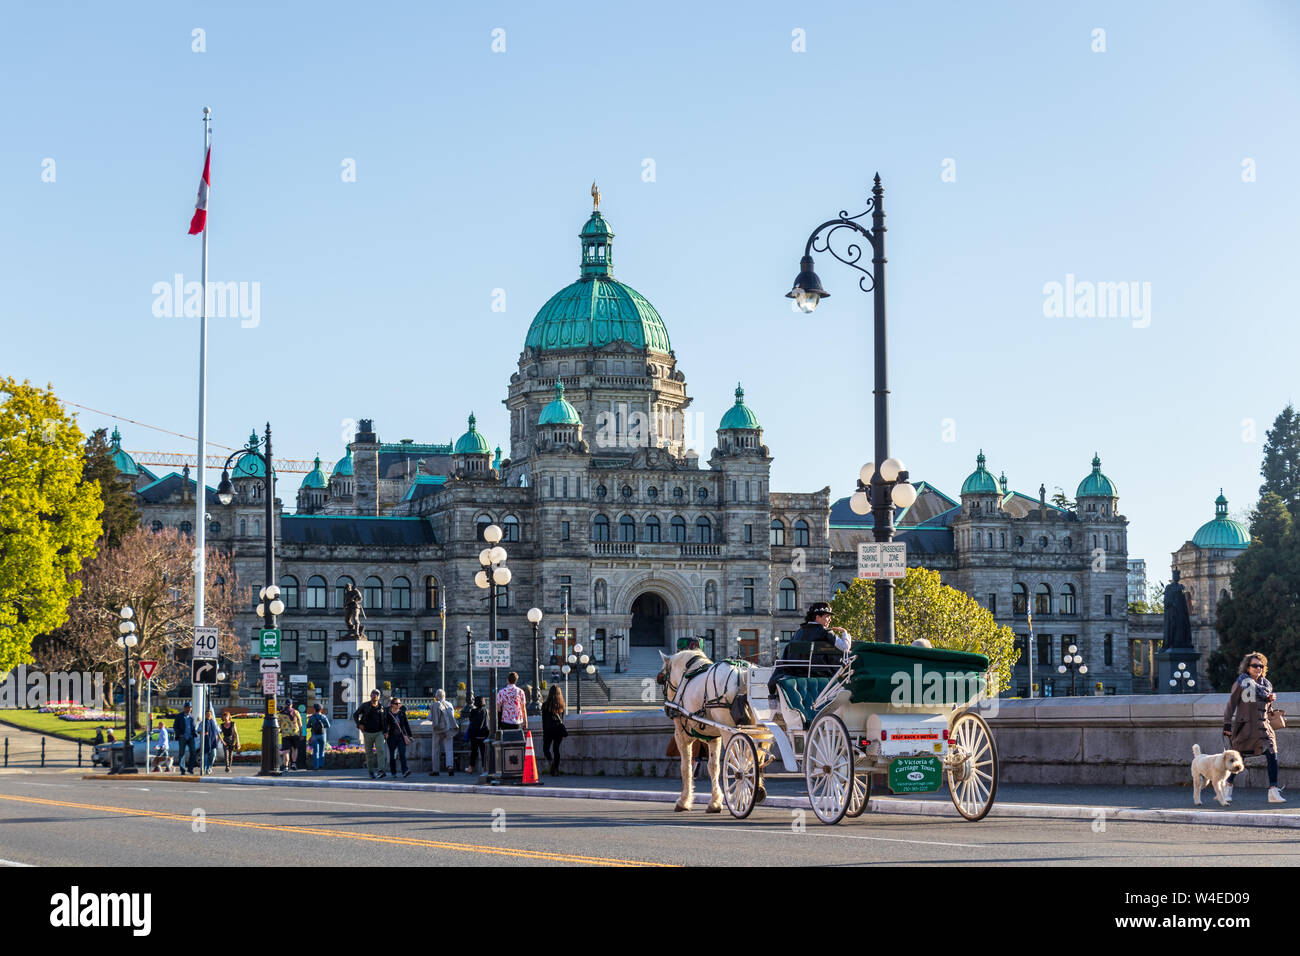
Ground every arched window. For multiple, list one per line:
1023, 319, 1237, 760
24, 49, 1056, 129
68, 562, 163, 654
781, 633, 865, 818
502, 514, 520, 542
179, 520, 192, 536
696, 516, 713, 544
778, 577, 798, 611
619, 515, 637, 543
769, 519, 785, 547
305, 575, 327, 610
1015, 535, 1024, 548
1063, 536, 1072, 552
591, 514, 610, 542
1000, 532, 1006, 549
392, 576, 411, 610
593, 579, 607, 610
1034, 583, 1052, 616
1012, 583, 1028, 616
253, 518, 260, 536
834, 581, 851, 595
705, 580, 718, 613
794, 519, 810, 548
239, 518, 246, 536
1060, 583, 1077, 615
1039, 535, 1048, 549
334, 576, 355, 609
151, 520, 164, 533
987, 533, 994, 549
670, 515, 687, 543
364, 576, 384, 610
279, 575, 299, 610
425, 576, 440, 610
476, 514, 493, 540
645, 515, 661, 542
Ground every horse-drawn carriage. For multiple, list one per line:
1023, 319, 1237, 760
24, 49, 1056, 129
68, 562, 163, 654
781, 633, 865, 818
659, 638, 999, 824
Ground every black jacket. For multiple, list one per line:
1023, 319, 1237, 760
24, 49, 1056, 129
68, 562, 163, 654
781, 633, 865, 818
385, 707, 412, 741
353, 701, 391, 735
467, 705, 490, 741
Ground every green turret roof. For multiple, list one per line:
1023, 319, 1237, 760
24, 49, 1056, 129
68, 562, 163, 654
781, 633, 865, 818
232, 430, 270, 478
454, 414, 491, 456
1076, 453, 1118, 499
332, 445, 354, 478
538, 379, 582, 426
300, 455, 328, 490
960, 451, 999, 495
109, 427, 140, 477
1192, 490, 1250, 549
718, 383, 761, 430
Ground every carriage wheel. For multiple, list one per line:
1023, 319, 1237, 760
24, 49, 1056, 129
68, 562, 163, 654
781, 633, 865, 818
804, 714, 853, 825
947, 710, 998, 821
722, 733, 760, 820
846, 765, 871, 818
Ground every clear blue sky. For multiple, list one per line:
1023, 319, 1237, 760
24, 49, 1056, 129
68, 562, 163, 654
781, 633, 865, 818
3, 1, 1298, 575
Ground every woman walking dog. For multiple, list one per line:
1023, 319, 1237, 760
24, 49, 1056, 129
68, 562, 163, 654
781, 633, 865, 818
1223, 651, 1285, 803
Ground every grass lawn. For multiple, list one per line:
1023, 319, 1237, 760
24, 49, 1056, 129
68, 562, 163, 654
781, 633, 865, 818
0, 710, 270, 747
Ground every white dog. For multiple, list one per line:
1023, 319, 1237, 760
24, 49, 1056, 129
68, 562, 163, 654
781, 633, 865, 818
1191, 743, 1245, 806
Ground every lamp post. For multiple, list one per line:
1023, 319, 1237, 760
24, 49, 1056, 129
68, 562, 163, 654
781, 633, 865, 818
1057, 643, 1088, 697
216, 424, 283, 776
474, 524, 511, 773
464, 624, 474, 706
527, 607, 543, 715
1170, 661, 1195, 694
788, 174, 910, 643
111, 606, 139, 774
562, 644, 597, 715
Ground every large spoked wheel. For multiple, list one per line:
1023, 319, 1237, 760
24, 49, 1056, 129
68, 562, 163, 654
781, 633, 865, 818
846, 764, 871, 818
804, 713, 854, 825
947, 710, 998, 821
722, 733, 760, 820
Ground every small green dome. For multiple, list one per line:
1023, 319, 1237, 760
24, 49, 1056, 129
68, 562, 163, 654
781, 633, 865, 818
719, 383, 761, 430
232, 431, 269, 478
109, 427, 139, 477
300, 455, 328, 490
538, 379, 582, 426
454, 413, 491, 456
1192, 490, 1250, 549
331, 445, 354, 478
961, 450, 999, 495
1076, 453, 1118, 499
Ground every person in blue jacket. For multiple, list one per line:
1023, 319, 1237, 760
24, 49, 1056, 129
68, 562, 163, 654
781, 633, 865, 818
172, 702, 199, 775
200, 707, 221, 775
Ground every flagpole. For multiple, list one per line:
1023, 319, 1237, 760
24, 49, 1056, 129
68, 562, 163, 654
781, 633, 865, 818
195, 106, 211, 761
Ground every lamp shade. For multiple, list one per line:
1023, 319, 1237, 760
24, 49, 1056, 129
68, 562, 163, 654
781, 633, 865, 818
474, 571, 489, 589
785, 255, 828, 314
478, 548, 493, 566
858, 463, 875, 486
849, 491, 870, 515
216, 469, 234, 505
269, 599, 285, 616
891, 482, 918, 508
527, 607, 543, 624
119, 607, 133, 620
879, 458, 905, 483
489, 546, 508, 565
483, 524, 503, 544
492, 566, 512, 586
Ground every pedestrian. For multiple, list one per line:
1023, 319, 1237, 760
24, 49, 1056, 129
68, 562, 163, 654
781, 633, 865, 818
149, 717, 171, 773
542, 685, 567, 776
429, 689, 457, 777
201, 708, 220, 775
306, 703, 330, 771
1223, 651, 1286, 803
386, 696, 413, 777
172, 702, 199, 775
279, 700, 302, 772
466, 696, 489, 774
353, 689, 391, 779
497, 671, 528, 731
93, 726, 105, 746
219, 711, 239, 773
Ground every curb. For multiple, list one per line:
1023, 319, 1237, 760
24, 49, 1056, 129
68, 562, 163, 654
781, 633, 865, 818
79, 772, 1300, 828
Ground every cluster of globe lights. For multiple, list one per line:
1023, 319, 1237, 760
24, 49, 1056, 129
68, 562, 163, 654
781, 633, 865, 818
117, 606, 138, 648
848, 458, 918, 515
255, 584, 286, 618
1059, 644, 1088, 678
474, 523, 513, 589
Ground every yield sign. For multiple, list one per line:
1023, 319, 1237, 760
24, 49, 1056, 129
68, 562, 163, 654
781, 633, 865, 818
139, 660, 158, 680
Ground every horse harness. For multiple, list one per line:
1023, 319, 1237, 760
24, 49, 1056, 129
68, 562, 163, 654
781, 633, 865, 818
664, 656, 748, 741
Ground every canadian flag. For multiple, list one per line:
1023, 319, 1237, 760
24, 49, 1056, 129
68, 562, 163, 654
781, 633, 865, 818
188, 147, 210, 235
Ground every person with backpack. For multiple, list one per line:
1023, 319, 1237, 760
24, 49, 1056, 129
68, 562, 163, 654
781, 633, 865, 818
306, 703, 331, 770
429, 689, 457, 777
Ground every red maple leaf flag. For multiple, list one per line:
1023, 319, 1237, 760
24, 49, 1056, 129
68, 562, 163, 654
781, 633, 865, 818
188, 147, 210, 235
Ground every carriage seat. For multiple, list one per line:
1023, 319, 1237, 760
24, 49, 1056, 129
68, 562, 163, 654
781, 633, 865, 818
775, 676, 833, 727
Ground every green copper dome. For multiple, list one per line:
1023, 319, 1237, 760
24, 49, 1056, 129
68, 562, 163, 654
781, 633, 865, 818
300, 455, 328, 490
331, 445, 354, 478
109, 427, 140, 477
454, 413, 491, 455
538, 379, 582, 426
719, 383, 761, 430
523, 199, 671, 354
1192, 490, 1250, 549
961, 451, 999, 495
1076, 453, 1118, 499
232, 431, 270, 478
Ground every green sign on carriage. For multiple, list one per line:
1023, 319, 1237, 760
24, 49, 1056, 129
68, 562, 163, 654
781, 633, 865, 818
888, 755, 942, 794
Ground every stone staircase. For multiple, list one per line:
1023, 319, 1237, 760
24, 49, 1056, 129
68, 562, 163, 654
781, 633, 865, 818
600, 648, 665, 706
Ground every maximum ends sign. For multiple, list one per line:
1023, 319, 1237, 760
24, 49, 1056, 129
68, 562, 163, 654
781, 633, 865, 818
857, 542, 907, 579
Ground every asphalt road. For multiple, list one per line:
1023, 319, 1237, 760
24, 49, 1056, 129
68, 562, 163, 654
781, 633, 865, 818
1, 771, 1298, 867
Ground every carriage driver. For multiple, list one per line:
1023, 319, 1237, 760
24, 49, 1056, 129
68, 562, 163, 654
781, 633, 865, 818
767, 602, 854, 698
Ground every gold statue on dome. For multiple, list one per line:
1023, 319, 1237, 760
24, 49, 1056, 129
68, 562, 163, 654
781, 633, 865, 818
591, 181, 601, 210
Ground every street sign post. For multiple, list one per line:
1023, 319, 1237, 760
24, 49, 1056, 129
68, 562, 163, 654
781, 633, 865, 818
474, 641, 511, 668
258, 628, 281, 658
192, 659, 218, 685
857, 542, 907, 579
193, 627, 219, 659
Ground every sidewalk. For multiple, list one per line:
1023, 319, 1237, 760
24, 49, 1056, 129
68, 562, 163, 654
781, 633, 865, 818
82, 765, 1300, 829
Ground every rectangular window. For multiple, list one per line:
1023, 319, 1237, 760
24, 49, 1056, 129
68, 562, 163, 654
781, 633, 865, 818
562, 476, 569, 498
1104, 634, 1113, 666
780, 630, 796, 642
391, 630, 411, 665
1104, 594, 1113, 616
1037, 635, 1051, 666
280, 629, 299, 664
988, 593, 997, 614
496, 628, 509, 643
743, 578, 755, 612
559, 576, 571, 611
547, 476, 554, 497
702, 628, 716, 660
497, 585, 509, 610
731, 480, 737, 500
424, 629, 439, 663
561, 521, 570, 541
371, 631, 383, 663
744, 523, 752, 544
306, 630, 326, 664
1012, 590, 1028, 616
305, 580, 326, 610
592, 628, 606, 664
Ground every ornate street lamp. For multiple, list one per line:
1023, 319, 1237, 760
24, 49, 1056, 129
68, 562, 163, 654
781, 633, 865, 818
474, 524, 511, 772
789, 175, 906, 643
110, 606, 139, 774
527, 607, 543, 715
562, 643, 597, 715
1057, 643, 1088, 696
1170, 661, 1196, 694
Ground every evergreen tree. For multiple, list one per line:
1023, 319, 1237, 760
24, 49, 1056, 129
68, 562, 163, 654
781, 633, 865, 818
81, 428, 139, 549
1259, 403, 1300, 516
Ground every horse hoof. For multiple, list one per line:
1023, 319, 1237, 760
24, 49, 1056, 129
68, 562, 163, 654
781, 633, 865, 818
706, 804, 722, 814
755, 787, 767, 805
674, 804, 689, 812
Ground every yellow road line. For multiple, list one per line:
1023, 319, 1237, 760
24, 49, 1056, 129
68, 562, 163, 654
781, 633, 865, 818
0, 792, 670, 867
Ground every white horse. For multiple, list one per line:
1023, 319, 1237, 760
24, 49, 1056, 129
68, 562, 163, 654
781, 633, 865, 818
658, 649, 753, 813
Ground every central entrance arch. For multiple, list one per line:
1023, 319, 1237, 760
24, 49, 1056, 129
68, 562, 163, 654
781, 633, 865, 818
630, 592, 669, 649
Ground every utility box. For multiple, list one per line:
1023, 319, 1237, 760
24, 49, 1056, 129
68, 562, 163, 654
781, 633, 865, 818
493, 729, 525, 782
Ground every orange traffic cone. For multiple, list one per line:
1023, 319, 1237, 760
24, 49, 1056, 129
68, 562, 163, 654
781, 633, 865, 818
522, 731, 543, 786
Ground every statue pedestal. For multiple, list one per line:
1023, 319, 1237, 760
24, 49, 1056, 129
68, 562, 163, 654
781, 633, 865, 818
329, 636, 376, 736
1157, 648, 1201, 694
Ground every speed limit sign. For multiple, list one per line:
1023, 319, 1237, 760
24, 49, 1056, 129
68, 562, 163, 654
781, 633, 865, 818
193, 627, 219, 660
